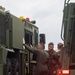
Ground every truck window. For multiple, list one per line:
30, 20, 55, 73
24, 29, 32, 45
34, 30, 38, 47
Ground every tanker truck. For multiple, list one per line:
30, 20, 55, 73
57, 0, 75, 75
0, 6, 45, 75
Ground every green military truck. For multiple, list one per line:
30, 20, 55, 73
57, 0, 75, 75
0, 6, 45, 75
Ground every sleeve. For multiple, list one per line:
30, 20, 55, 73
24, 44, 39, 54
24, 44, 35, 53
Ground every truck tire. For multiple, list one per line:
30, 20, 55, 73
6, 58, 12, 75
11, 59, 19, 75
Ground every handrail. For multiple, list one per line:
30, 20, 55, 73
61, 0, 70, 41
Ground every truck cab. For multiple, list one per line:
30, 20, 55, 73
0, 6, 45, 75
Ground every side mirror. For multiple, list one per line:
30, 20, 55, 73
40, 34, 46, 44
30, 20, 36, 24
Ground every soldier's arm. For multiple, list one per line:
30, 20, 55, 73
25, 44, 39, 54
24, 44, 35, 53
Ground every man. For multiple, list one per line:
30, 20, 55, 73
56, 42, 63, 69
57, 42, 63, 56
47, 42, 57, 75
24, 43, 49, 75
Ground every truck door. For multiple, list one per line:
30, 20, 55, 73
24, 29, 33, 75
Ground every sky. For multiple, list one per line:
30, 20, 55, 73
0, 0, 72, 50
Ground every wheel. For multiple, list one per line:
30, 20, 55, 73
11, 59, 19, 75
6, 58, 12, 75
